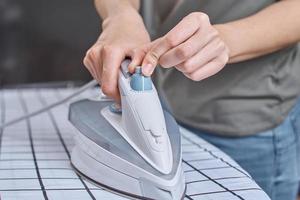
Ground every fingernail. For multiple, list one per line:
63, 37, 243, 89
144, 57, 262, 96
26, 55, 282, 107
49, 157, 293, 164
142, 64, 153, 76
128, 64, 134, 73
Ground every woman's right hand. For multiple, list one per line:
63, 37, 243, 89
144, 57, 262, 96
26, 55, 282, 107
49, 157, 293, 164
83, 9, 150, 102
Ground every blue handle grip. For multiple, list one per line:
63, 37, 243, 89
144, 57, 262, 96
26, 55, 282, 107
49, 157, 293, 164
130, 67, 152, 91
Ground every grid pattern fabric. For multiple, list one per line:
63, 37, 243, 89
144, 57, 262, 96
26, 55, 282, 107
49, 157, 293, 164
0, 88, 271, 200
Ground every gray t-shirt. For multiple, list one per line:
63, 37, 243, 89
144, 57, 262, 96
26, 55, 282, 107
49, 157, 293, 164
150, 0, 300, 136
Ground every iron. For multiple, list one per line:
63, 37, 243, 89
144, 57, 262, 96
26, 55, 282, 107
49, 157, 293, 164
69, 59, 186, 199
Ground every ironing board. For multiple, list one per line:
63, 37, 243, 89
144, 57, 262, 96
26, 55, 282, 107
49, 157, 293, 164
0, 87, 271, 200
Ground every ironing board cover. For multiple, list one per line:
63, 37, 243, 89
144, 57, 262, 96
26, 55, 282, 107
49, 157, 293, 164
0, 87, 271, 200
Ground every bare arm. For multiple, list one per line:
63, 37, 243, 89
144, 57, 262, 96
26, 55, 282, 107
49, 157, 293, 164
216, 0, 300, 63
94, 0, 139, 20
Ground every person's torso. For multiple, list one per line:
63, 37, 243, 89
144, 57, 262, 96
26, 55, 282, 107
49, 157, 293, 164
148, 0, 300, 136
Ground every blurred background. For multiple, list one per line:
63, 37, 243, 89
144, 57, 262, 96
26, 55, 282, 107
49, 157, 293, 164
0, 0, 162, 87
0, 0, 100, 87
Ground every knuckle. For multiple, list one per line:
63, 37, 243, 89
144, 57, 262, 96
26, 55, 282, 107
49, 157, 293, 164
215, 56, 228, 69
133, 48, 145, 57
85, 49, 91, 57
199, 13, 209, 22
197, 12, 209, 23
159, 58, 169, 68
189, 73, 200, 81
216, 40, 225, 51
180, 62, 192, 73
175, 47, 189, 59
188, 12, 199, 17
224, 55, 229, 64
102, 45, 114, 54
129, 49, 137, 58
188, 12, 202, 19
101, 84, 115, 96
87, 48, 100, 60
131, 48, 140, 55
180, 62, 188, 71
186, 12, 199, 20
221, 53, 229, 64
225, 46, 230, 57
220, 42, 226, 52
88, 48, 96, 57
164, 35, 177, 47
211, 29, 219, 37
83, 57, 90, 68
147, 51, 159, 63
205, 29, 219, 42
103, 45, 122, 55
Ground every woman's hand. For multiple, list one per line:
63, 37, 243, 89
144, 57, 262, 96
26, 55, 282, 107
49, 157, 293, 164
140, 12, 229, 81
83, 10, 150, 101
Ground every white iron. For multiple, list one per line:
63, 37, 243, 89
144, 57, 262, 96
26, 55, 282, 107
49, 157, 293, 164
69, 59, 186, 199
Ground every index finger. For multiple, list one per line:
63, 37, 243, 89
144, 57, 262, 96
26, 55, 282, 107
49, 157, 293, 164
142, 14, 200, 75
101, 46, 125, 102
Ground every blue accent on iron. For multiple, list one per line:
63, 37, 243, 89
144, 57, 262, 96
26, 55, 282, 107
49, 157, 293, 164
130, 67, 153, 91
109, 103, 122, 114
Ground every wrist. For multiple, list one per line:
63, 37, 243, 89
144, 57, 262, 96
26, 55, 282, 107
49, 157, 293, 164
102, 8, 144, 30
96, 0, 139, 20
214, 23, 240, 63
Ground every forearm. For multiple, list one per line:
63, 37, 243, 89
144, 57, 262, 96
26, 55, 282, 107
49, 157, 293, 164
94, 0, 140, 20
215, 0, 300, 63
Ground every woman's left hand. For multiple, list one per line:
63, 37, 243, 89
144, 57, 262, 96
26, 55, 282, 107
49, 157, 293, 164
138, 12, 230, 81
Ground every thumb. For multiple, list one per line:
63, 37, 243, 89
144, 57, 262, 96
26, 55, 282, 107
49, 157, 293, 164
127, 42, 154, 73
142, 37, 171, 76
